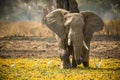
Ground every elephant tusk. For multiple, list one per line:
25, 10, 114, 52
83, 40, 89, 50
68, 38, 71, 46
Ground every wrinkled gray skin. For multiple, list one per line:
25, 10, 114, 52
44, 9, 104, 69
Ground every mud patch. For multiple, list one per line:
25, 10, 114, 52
0, 36, 120, 59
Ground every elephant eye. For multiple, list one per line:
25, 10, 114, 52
64, 17, 67, 20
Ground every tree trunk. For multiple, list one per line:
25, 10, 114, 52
43, 0, 79, 23
44, 0, 79, 16
56, 0, 79, 13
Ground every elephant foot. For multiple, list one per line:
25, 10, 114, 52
76, 59, 82, 65
63, 62, 71, 69
83, 61, 89, 67
76, 57, 83, 65
60, 60, 71, 69
72, 60, 77, 68
60, 63, 71, 69
60, 53, 71, 69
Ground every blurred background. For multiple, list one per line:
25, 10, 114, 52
0, 0, 120, 38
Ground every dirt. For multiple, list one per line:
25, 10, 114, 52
0, 36, 120, 59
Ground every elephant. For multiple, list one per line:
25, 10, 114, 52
44, 9, 104, 69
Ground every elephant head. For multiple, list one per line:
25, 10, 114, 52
44, 9, 104, 68
64, 13, 89, 64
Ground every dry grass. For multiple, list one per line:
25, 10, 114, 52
0, 20, 120, 38
95, 19, 120, 36
0, 22, 54, 37
103, 19, 120, 36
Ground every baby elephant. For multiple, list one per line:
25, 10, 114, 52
44, 9, 104, 69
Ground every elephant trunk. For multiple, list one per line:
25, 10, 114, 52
67, 37, 89, 64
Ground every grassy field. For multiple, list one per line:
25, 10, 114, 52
0, 58, 119, 80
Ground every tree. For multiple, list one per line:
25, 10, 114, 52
43, 0, 79, 17
56, 0, 79, 13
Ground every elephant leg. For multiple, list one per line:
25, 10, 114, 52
68, 44, 77, 68
82, 38, 91, 67
72, 53, 77, 68
56, 35, 71, 69
83, 49, 89, 67
58, 38, 71, 69
59, 48, 71, 69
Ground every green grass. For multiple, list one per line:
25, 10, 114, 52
0, 58, 120, 80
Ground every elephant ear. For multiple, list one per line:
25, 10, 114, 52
44, 9, 69, 39
80, 11, 104, 38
